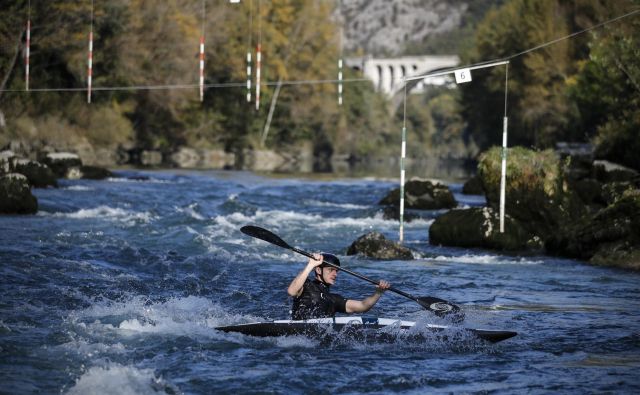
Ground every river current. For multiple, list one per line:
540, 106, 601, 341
1, 170, 638, 394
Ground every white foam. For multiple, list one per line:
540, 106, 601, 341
304, 200, 370, 210
65, 185, 93, 191
433, 254, 543, 265
40, 205, 156, 226
174, 203, 205, 220
70, 296, 259, 338
211, 209, 432, 234
106, 177, 171, 184
66, 363, 174, 395
57, 340, 126, 359
273, 335, 319, 348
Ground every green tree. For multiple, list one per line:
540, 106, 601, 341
460, 0, 637, 151
571, 14, 640, 169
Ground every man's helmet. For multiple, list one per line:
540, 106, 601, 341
320, 253, 340, 268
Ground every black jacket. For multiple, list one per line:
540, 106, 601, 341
291, 279, 347, 320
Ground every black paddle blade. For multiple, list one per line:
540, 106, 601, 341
417, 297, 465, 323
240, 225, 292, 250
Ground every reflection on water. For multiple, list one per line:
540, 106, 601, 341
330, 157, 477, 180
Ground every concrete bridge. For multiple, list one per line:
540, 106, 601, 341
344, 55, 459, 112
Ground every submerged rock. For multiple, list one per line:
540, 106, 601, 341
78, 165, 113, 180
346, 232, 414, 260
379, 178, 456, 210
0, 173, 38, 214
381, 206, 419, 222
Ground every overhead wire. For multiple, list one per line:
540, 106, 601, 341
1, 7, 638, 94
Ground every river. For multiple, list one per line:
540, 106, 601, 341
1, 170, 638, 394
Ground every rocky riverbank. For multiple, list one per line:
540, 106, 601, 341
352, 146, 639, 270
429, 146, 640, 271
0, 150, 113, 214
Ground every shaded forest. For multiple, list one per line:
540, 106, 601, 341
0, 0, 638, 170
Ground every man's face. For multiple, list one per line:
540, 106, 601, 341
317, 266, 338, 285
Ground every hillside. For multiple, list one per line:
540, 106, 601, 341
336, 0, 504, 56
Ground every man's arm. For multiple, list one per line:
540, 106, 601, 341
287, 253, 323, 297
345, 280, 390, 313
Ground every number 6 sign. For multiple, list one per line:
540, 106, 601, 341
454, 68, 472, 84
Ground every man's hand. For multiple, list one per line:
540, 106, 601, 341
306, 253, 323, 269
376, 280, 391, 293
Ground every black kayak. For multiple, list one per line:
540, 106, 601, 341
216, 317, 517, 344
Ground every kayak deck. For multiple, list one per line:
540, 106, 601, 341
216, 317, 517, 343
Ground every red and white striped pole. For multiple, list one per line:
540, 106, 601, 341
255, 43, 261, 111
246, 51, 252, 102
246, 0, 252, 103
25, 19, 31, 91
87, 29, 93, 103
199, 35, 205, 101
87, 0, 94, 104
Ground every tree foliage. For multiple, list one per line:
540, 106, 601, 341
460, 0, 638, 155
0, 0, 394, 160
570, 12, 640, 169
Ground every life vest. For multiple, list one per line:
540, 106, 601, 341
291, 279, 347, 320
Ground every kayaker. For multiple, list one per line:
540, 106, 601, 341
287, 252, 390, 320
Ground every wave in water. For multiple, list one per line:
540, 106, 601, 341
68, 295, 260, 338
39, 206, 156, 226
66, 363, 176, 395
433, 254, 544, 265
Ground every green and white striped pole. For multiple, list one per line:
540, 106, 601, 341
401, 60, 510, 239
500, 116, 508, 233
500, 63, 509, 233
400, 124, 406, 243
399, 82, 408, 243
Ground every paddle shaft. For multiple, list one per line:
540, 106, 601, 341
289, 246, 419, 302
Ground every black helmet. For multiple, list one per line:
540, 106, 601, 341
320, 253, 340, 268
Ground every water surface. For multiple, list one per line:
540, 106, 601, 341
1, 170, 638, 394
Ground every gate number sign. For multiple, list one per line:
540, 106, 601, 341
454, 68, 472, 84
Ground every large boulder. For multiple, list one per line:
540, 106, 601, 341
346, 232, 414, 260
478, 146, 583, 235
546, 190, 640, 270
429, 207, 541, 251
1, 151, 57, 187
10, 158, 58, 187
0, 173, 38, 214
42, 152, 83, 178
379, 178, 457, 210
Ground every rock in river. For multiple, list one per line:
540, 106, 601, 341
346, 232, 414, 260
379, 178, 456, 210
0, 173, 38, 214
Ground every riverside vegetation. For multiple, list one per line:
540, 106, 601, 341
0, 0, 637, 172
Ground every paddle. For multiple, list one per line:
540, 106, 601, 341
240, 225, 464, 322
